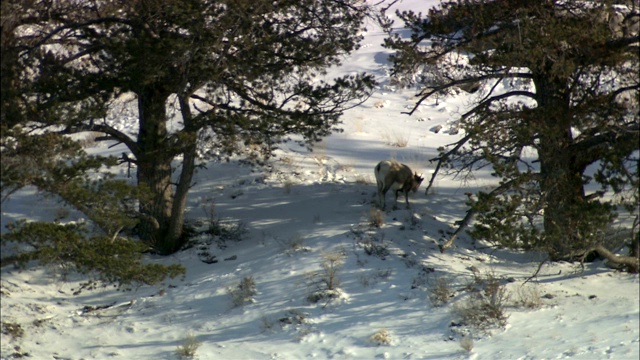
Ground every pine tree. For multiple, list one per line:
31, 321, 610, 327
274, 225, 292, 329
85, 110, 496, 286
384, 0, 639, 265
2, 0, 375, 254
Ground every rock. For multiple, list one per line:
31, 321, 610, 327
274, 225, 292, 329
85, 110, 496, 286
430, 125, 443, 133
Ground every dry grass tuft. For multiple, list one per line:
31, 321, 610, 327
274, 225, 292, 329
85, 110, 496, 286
454, 272, 509, 330
459, 335, 474, 353
369, 328, 392, 346
175, 333, 201, 359
381, 130, 409, 147
306, 252, 345, 304
428, 276, 455, 307
369, 208, 385, 228
516, 284, 543, 309
227, 276, 257, 307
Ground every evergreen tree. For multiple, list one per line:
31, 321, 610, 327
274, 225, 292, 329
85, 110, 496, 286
2, 0, 375, 254
384, 0, 639, 266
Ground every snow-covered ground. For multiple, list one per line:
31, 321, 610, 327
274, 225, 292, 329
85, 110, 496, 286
2, 1, 638, 359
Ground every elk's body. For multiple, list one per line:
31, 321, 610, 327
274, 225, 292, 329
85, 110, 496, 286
374, 160, 423, 210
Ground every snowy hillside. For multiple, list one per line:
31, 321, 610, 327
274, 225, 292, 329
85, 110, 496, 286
1, 1, 638, 359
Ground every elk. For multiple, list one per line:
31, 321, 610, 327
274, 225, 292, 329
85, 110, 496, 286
374, 160, 423, 210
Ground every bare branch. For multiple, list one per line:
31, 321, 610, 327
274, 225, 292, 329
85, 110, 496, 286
405, 73, 533, 115
594, 245, 639, 273
424, 134, 472, 195
459, 90, 537, 120
60, 123, 138, 155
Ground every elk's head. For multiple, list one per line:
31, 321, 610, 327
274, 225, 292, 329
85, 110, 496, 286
411, 172, 424, 192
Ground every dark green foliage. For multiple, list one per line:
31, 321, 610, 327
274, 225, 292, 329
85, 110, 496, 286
2, 221, 185, 292
0, 125, 182, 286
0, 129, 100, 201
1, 127, 149, 238
384, 0, 639, 261
469, 191, 543, 252
3, 0, 375, 254
57, 179, 151, 238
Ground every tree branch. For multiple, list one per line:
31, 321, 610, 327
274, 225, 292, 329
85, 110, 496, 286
61, 123, 138, 156
594, 245, 639, 273
405, 72, 533, 115
570, 122, 639, 168
424, 134, 472, 195
459, 90, 537, 120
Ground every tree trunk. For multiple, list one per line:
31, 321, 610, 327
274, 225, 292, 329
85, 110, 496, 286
165, 94, 199, 248
535, 77, 588, 260
135, 88, 176, 254
166, 137, 197, 250
539, 133, 587, 260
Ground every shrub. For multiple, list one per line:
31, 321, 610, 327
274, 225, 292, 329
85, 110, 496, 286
369, 208, 385, 228
279, 309, 308, 326
361, 239, 390, 259
227, 276, 257, 307
200, 197, 248, 246
277, 234, 310, 255
459, 336, 474, 353
369, 328, 392, 346
358, 234, 391, 260
516, 284, 543, 309
381, 130, 409, 147
306, 252, 344, 303
354, 174, 371, 184
175, 333, 201, 359
453, 273, 509, 330
360, 268, 393, 287
1, 322, 24, 339
208, 219, 249, 247
428, 276, 454, 307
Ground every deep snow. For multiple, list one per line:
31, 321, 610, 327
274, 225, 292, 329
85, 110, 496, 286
2, 1, 638, 359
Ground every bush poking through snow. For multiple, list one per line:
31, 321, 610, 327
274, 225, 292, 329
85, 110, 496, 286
260, 315, 277, 333
283, 179, 295, 194
354, 174, 371, 184
428, 276, 455, 307
454, 272, 509, 330
175, 333, 201, 359
306, 252, 344, 304
360, 268, 393, 287
361, 239, 390, 259
381, 130, 409, 147
200, 197, 249, 247
459, 335, 474, 353
1, 322, 24, 339
369, 328, 392, 346
277, 234, 310, 255
227, 276, 257, 307
278, 309, 309, 327
516, 284, 543, 309
208, 219, 249, 247
369, 208, 385, 228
